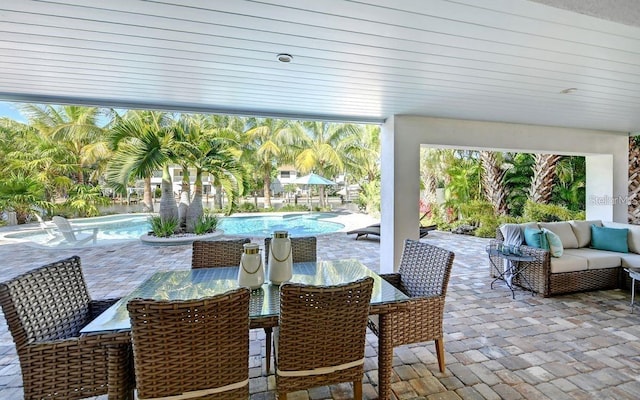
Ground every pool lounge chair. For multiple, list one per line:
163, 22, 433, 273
52, 216, 98, 245
34, 214, 64, 244
347, 222, 437, 240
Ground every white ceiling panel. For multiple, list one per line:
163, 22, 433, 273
1, 0, 640, 131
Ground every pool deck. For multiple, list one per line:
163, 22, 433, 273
0, 211, 639, 399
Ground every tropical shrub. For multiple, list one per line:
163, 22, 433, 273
237, 202, 258, 212
356, 180, 380, 216
279, 204, 309, 212
63, 184, 111, 217
148, 216, 179, 237
194, 214, 218, 235
521, 200, 578, 222
0, 174, 53, 224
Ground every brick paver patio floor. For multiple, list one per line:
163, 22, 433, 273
0, 220, 639, 399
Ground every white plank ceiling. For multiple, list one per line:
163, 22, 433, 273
1, 0, 640, 132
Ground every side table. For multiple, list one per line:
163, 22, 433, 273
487, 245, 536, 299
624, 268, 640, 313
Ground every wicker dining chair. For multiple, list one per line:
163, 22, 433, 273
368, 239, 455, 373
191, 238, 250, 269
275, 277, 374, 399
127, 288, 251, 400
264, 236, 317, 267
0, 256, 133, 399
264, 235, 317, 374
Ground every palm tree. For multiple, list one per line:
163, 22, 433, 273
0, 174, 53, 224
529, 153, 562, 204
0, 117, 75, 204
244, 118, 291, 208
175, 114, 246, 230
20, 104, 110, 185
480, 151, 508, 215
553, 156, 585, 211
291, 121, 361, 207
107, 110, 177, 220
342, 124, 377, 202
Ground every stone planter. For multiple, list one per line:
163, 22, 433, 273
139, 230, 223, 246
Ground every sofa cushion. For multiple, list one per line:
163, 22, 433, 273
549, 253, 588, 273
542, 228, 563, 257
602, 221, 640, 254
591, 225, 628, 253
519, 222, 539, 234
569, 220, 603, 248
563, 248, 621, 270
539, 222, 579, 249
620, 253, 640, 269
524, 228, 548, 250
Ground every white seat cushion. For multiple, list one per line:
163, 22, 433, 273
620, 253, 640, 269
549, 253, 588, 273
569, 220, 603, 248
563, 248, 621, 270
539, 222, 579, 249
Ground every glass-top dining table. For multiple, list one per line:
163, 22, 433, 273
81, 259, 410, 399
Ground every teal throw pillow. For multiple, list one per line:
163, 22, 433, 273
542, 228, 563, 257
524, 228, 549, 250
591, 225, 628, 253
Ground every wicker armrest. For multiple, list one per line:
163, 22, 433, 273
518, 244, 549, 259
89, 298, 120, 319
379, 273, 403, 292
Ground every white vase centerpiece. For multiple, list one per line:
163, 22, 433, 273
268, 230, 292, 285
238, 243, 264, 289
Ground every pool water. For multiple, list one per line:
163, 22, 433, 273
4, 213, 343, 247
218, 213, 344, 236
4, 214, 152, 247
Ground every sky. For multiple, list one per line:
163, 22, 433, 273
0, 101, 26, 122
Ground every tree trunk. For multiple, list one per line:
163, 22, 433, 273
529, 153, 561, 204
318, 185, 326, 208
178, 167, 190, 229
263, 172, 272, 209
480, 151, 508, 215
186, 169, 204, 233
628, 136, 640, 223
214, 183, 223, 210
142, 176, 154, 212
159, 164, 178, 222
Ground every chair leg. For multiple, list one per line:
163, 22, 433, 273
435, 338, 445, 373
265, 327, 272, 374
354, 379, 362, 400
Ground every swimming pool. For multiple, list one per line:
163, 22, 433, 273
3, 212, 344, 247
4, 214, 152, 247
218, 213, 344, 236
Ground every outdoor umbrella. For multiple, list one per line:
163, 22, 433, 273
292, 173, 336, 207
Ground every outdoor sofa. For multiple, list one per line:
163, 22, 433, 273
490, 220, 640, 297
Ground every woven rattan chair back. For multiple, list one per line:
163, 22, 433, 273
398, 239, 454, 298
0, 256, 132, 399
128, 288, 251, 400
275, 277, 374, 399
191, 238, 250, 269
368, 239, 454, 374
264, 236, 317, 267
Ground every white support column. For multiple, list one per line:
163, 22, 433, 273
380, 117, 421, 273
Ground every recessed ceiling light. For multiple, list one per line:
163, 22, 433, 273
560, 88, 578, 94
277, 53, 293, 63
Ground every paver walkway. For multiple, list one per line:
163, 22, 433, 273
0, 219, 639, 399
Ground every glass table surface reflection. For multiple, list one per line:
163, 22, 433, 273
81, 259, 408, 334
